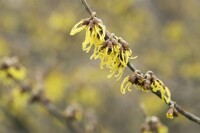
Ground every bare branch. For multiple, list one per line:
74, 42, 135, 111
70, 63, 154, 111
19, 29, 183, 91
19, 82, 83, 133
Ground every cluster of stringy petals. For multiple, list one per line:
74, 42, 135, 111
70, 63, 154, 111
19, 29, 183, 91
120, 70, 171, 104
91, 34, 136, 80
70, 12, 136, 80
120, 70, 144, 94
70, 12, 106, 53
141, 116, 169, 133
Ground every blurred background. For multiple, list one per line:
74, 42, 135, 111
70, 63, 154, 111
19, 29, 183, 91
0, 0, 200, 132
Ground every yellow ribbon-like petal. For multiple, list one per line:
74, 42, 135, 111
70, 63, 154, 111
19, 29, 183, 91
70, 20, 86, 35
120, 76, 132, 94
151, 80, 171, 104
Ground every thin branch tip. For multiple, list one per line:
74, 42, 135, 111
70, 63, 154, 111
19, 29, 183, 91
81, 0, 93, 15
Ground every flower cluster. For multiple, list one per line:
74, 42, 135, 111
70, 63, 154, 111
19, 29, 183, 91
121, 70, 144, 94
141, 116, 168, 133
0, 57, 27, 85
121, 71, 171, 105
70, 12, 106, 53
63, 103, 83, 121
166, 104, 178, 119
70, 12, 136, 80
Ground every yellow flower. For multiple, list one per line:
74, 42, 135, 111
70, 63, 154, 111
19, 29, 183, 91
151, 79, 171, 104
70, 20, 87, 35
99, 43, 119, 65
120, 49, 132, 66
142, 131, 152, 133
120, 76, 132, 94
134, 84, 148, 92
158, 125, 168, 133
166, 111, 174, 119
96, 37, 136, 80
70, 14, 136, 80
70, 15, 106, 53
100, 45, 123, 79
108, 63, 125, 80
0, 65, 26, 85
118, 38, 137, 66
0, 70, 12, 85
11, 88, 29, 112
82, 24, 105, 53
166, 107, 178, 119
7, 66, 27, 80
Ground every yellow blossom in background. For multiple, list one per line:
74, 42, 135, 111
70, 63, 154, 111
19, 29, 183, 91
0, 37, 10, 58
44, 70, 67, 102
0, 65, 27, 85
48, 12, 75, 31
158, 125, 168, 133
10, 88, 29, 112
163, 21, 185, 42
7, 66, 27, 80
63, 102, 83, 121
0, 70, 13, 85
141, 116, 168, 133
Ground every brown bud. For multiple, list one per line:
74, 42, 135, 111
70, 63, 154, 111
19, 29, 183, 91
143, 80, 151, 90
135, 70, 144, 81
166, 107, 178, 119
82, 18, 90, 25
129, 74, 136, 83
91, 12, 96, 17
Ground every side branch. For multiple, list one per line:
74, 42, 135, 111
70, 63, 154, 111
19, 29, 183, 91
20, 82, 81, 133
0, 58, 82, 133
81, 0, 200, 125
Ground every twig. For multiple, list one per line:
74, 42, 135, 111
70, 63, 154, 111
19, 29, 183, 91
16, 80, 82, 133
127, 62, 136, 72
81, 0, 93, 15
80, 0, 200, 125
174, 103, 200, 124
140, 103, 148, 118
